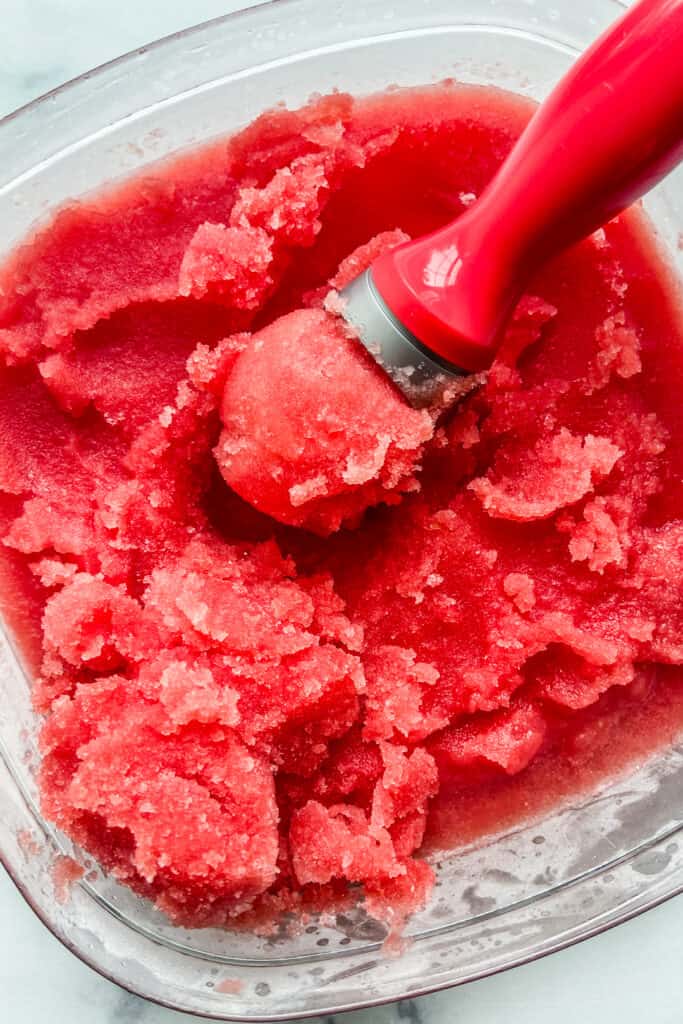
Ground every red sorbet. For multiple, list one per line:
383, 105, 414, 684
217, 304, 435, 535
1, 83, 683, 930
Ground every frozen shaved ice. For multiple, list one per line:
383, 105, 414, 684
0, 82, 682, 932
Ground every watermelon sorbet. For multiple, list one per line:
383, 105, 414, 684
1, 82, 683, 930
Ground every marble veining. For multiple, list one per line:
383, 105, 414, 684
111, 993, 150, 1024
0, 2, 681, 1023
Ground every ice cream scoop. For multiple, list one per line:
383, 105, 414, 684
341, 0, 683, 406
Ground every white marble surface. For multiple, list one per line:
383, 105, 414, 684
1, 1, 681, 1022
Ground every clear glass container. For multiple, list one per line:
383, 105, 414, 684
1, 0, 682, 1018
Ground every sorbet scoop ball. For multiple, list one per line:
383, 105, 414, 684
340, 0, 683, 407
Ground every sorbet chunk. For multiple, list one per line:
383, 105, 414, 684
290, 801, 403, 885
470, 428, 623, 521
217, 306, 434, 534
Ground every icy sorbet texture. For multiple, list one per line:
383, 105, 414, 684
2, 84, 683, 929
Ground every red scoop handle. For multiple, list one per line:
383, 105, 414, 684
372, 0, 683, 372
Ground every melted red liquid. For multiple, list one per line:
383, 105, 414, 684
0, 83, 682, 929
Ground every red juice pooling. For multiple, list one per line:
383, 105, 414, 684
1, 83, 683, 929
